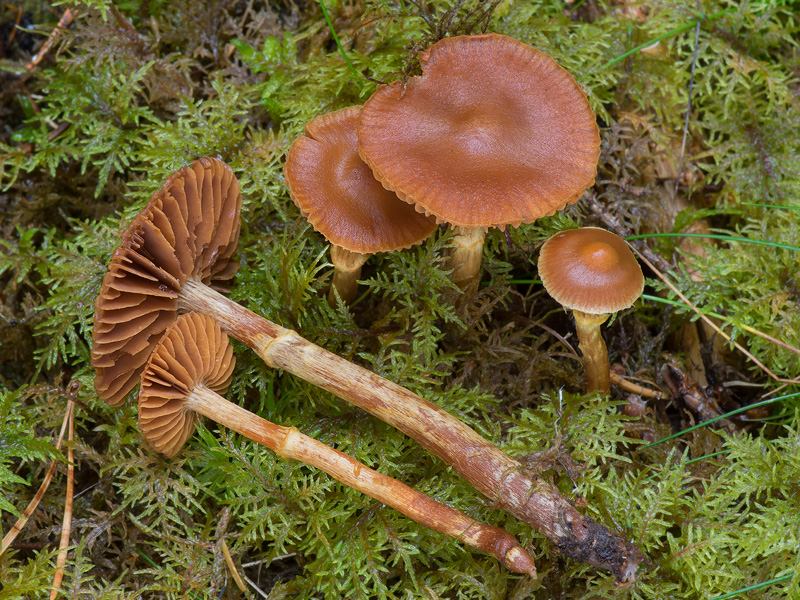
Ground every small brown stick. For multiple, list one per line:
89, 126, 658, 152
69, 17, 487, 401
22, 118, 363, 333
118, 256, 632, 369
1, 399, 74, 556
49, 403, 75, 599
25, 8, 75, 72
661, 363, 735, 432
7, 5, 22, 44
610, 372, 667, 399
221, 539, 246, 593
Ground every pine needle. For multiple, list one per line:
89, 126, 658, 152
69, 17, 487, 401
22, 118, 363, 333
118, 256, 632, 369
1, 399, 74, 556
49, 402, 74, 599
221, 539, 246, 593
632, 247, 800, 386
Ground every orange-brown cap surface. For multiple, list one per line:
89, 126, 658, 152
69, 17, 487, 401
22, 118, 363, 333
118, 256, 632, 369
538, 228, 644, 315
357, 33, 600, 230
139, 312, 235, 457
91, 157, 241, 406
285, 105, 437, 253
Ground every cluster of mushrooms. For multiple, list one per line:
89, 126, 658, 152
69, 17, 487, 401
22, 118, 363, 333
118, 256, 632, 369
91, 33, 647, 582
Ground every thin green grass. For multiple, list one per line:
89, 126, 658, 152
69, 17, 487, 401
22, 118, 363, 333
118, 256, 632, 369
595, 7, 736, 71
626, 232, 800, 254
318, 0, 364, 85
743, 202, 800, 211
643, 393, 800, 448
644, 449, 730, 482
707, 574, 795, 600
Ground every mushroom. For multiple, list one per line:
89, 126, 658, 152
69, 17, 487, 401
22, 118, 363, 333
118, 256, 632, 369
357, 33, 601, 291
92, 159, 642, 579
285, 105, 437, 305
140, 312, 536, 575
537, 227, 644, 393
92, 156, 241, 406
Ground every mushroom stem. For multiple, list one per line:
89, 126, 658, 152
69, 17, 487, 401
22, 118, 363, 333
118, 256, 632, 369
450, 226, 486, 291
328, 245, 369, 306
573, 311, 611, 394
184, 383, 536, 575
179, 277, 643, 581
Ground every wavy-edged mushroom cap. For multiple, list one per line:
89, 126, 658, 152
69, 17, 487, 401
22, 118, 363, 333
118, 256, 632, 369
92, 157, 241, 406
358, 33, 600, 230
285, 105, 437, 253
139, 312, 235, 457
538, 227, 644, 315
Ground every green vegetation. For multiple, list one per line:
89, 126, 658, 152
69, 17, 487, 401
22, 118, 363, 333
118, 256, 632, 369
1, 0, 799, 598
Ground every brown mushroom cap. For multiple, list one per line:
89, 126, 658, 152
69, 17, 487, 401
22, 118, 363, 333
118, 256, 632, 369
91, 157, 241, 406
139, 312, 235, 457
538, 227, 644, 315
357, 33, 600, 230
285, 105, 437, 253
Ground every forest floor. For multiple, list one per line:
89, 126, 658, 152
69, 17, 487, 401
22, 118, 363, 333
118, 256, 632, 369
1, 1, 799, 599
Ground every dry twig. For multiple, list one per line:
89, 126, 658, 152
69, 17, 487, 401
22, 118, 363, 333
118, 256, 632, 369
49, 404, 75, 598
0, 398, 74, 555
24, 8, 74, 72
221, 539, 246, 593
610, 372, 667, 399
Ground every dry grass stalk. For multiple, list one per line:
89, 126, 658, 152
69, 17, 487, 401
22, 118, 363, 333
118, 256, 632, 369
1, 398, 74, 556
49, 404, 75, 599
221, 539, 247, 593
24, 9, 75, 72
633, 248, 800, 387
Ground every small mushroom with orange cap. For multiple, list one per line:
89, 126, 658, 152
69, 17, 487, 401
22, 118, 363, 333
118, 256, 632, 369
139, 311, 536, 576
357, 33, 601, 292
285, 105, 437, 306
537, 227, 644, 393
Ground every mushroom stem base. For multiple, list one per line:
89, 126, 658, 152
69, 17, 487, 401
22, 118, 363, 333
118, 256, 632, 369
329, 245, 369, 306
573, 311, 611, 394
451, 226, 486, 292
179, 278, 643, 581
184, 384, 536, 575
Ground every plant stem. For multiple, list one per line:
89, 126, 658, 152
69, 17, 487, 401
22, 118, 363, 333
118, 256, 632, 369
626, 232, 800, 253
180, 277, 643, 580
318, 0, 363, 84
596, 7, 734, 71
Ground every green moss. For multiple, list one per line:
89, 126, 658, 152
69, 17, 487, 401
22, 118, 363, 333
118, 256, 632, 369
1, 0, 800, 598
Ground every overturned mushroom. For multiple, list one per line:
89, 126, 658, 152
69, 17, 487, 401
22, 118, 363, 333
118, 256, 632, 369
357, 33, 600, 291
285, 105, 437, 305
92, 156, 240, 406
92, 159, 642, 580
140, 312, 536, 575
538, 227, 644, 393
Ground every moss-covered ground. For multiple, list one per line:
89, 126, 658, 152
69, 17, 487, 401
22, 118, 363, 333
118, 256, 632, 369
1, 0, 799, 598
